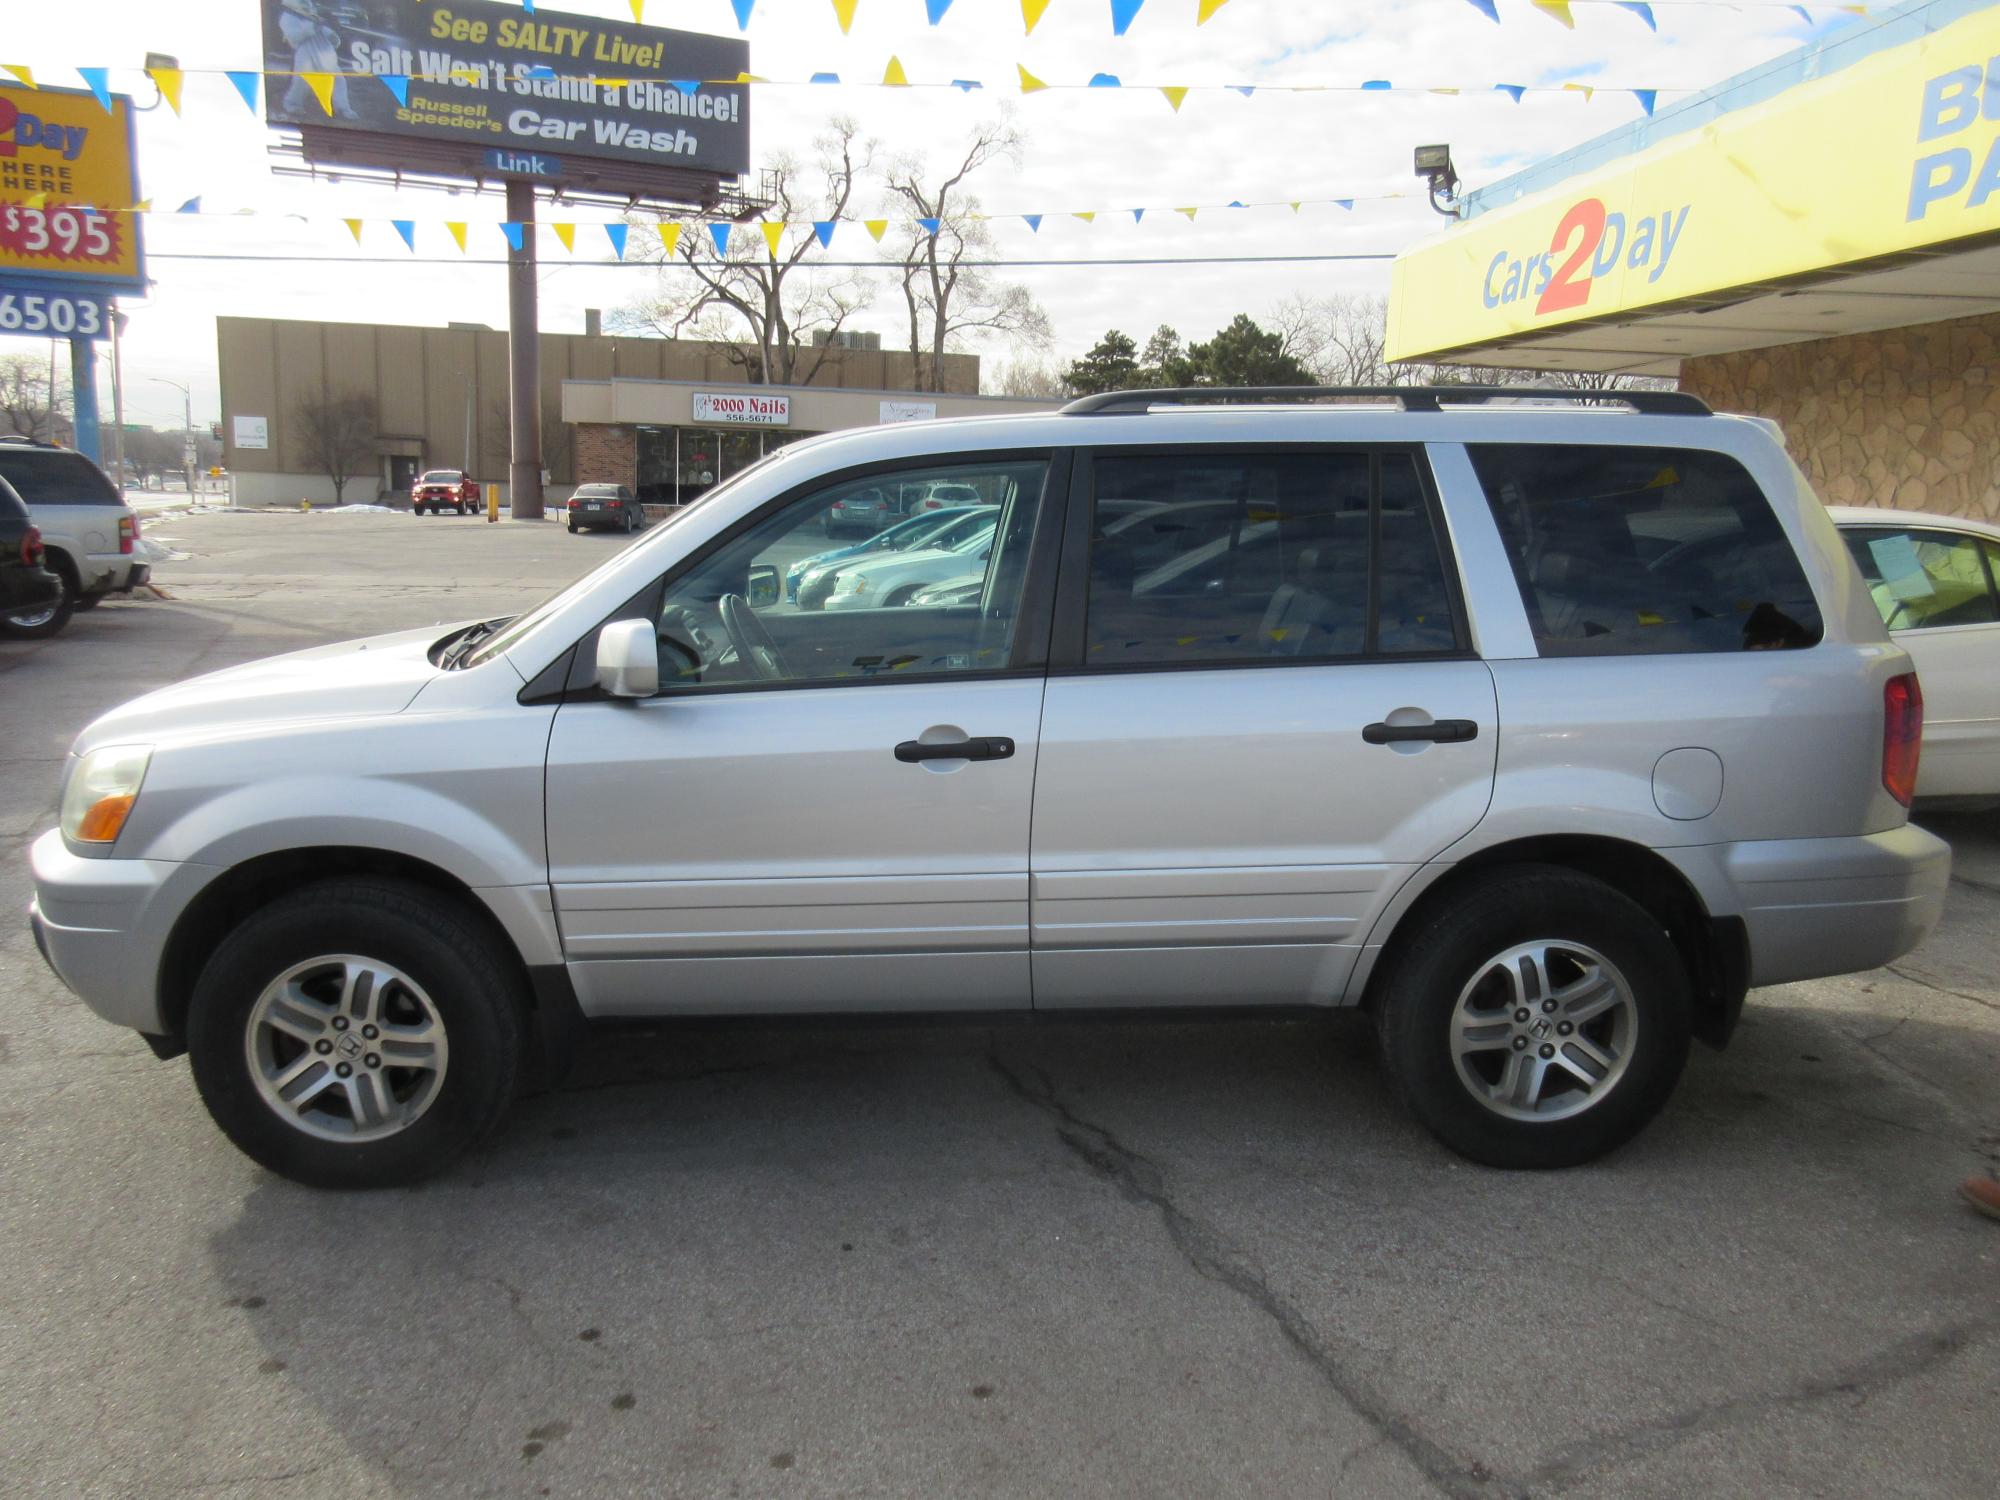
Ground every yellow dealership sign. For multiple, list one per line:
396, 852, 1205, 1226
1386, 2, 2000, 363
0, 82, 144, 288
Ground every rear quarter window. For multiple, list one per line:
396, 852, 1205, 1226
1469, 444, 1822, 656
0, 449, 123, 507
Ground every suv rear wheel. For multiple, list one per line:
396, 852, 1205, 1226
186, 878, 527, 1187
1375, 866, 1691, 1169
2, 560, 76, 639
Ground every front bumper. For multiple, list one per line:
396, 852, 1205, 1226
27, 828, 211, 1034
1725, 824, 1951, 987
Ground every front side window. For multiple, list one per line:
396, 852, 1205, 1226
651, 458, 1049, 692
1082, 450, 1459, 668
1470, 444, 1823, 656
1842, 527, 1999, 631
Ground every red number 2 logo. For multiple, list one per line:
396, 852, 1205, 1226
1535, 197, 1606, 316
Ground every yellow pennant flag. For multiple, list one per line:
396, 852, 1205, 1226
1429, 87, 1460, 96
863, 219, 889, 243
1160, 86, 1188, 113
1563, 82, 1594, 103
1022, 0, 1053, 34
761, 221, 785, 256
1176, 207, 1198, 221
1017, 64, 1048, 95
629, 1, 645, 21
1531, 1, 1574, 27
130, 199, 150, 213
1196, 0, 1233, 20
344, 218, 364, 244
1072, 211, 1096, 223
304, 73, 338, 115
660, 221, 684, 257
26, 192, 48, 210
883, 56, 909, 87
552, 222, 576, 251
147, 66, 183, 114
3, 65, 36, 89
1289, 201, 1302, 212
832, 0, 859, 33
445, 221, 468, 252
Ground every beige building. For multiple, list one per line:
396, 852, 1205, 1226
215, 314, 1001, 506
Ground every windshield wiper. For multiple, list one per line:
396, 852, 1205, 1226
440, 616, 510, 669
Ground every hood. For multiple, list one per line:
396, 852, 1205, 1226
74, 623, 454, 754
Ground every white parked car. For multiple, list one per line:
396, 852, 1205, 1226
0, 437, 148, 638
1830, 506, 2000, 807
820, 520, 998, 611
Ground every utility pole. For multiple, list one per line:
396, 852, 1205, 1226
504, 179, 544, 521
151, 376, 196, 498
108, 310, 128, 494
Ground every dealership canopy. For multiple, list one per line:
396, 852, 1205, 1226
1386, 0, 2000, 376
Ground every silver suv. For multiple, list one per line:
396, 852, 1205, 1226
27, 388, 1950, 1186
0, 437, 147, 638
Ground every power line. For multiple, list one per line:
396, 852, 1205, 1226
149, 251, 1399, 268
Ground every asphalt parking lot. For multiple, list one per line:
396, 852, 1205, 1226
3, 509, 1996, 1499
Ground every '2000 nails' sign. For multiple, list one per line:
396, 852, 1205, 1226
1482, 201, 1691, 317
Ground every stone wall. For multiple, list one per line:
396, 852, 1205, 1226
1679, 312, 1999, 522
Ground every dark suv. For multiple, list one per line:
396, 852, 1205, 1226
0, 475, 63, 636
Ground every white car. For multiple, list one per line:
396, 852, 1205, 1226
1830, 506, 2000, 807
821, 520, 997, 610
0, 437, 148, 638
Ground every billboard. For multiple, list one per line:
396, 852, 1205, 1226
0, 81, 144, 291
259, 0, 751, 179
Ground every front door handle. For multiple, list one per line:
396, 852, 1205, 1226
895, 735, 1016, 764
1362, 719, 1479, 745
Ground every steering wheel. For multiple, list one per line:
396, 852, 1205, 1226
718, 593, 790, 681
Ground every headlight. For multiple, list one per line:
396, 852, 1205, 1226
840, 575, 868, 595
61, 745, 152, 846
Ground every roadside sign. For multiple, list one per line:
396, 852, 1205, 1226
0, 280, 113, 338
0, 82, 144, 290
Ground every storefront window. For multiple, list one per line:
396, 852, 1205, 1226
634, 424, 823, 506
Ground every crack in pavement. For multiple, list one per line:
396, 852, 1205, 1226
987, 1047, 1500, 1500
1886, 963, 1999, 1014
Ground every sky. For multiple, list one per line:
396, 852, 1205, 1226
1, 0, 1863, 431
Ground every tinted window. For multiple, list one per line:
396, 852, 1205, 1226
1083, 451, 1458, 667
1470, 444, 1822, 656
0, 475, 28, 522
0, 448, 122, 506
1842, 527, 1999, 630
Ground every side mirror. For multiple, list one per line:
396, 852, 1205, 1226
746, 564, 780, 607
595, 618, 659, 699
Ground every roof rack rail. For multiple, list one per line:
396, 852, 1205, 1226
1058, 385, 1711, 417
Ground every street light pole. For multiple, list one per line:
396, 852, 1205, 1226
150, 376, 196, 498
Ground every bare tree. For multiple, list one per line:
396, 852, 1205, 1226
484, 398, 574, 484
0, 353, 71, 442
884, 118, 1052, 393
292, 390, 377, 504
620, 118, 876, 387
986, 357, 1067, 399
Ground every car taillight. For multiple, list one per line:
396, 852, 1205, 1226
1882, 672, 1922, 808
20, 524, 42, 568
119, 514, 138, 555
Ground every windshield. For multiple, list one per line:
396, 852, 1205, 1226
420, 471, 462, 483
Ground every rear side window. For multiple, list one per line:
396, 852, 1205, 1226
1083, 450, 1460, 668
0, 448, 122, 506
1469, 444, 1822, 656
1841, 527, 1999, 631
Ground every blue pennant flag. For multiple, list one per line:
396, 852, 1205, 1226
671, 80, 700, 96
1088, 74, 1121, 88
78, 67, 112, 112
1462, 0, 1500, 20
524, 0, 534, 12
951, 79, 982, 91
730, 0, 756, 30
709, 222, 733, 255
812, 221, 835, 248
1334, 199, 1354, 211
1230, 86, 1255, 97
810, 72, 841, 84
917, 217, 942, 235
226, 71, 260, 111
1227, 200, 1245, 209
392, 220, 416, 252
1130, 208, 1145, 223
1111, 0, 1146, 37
1494, 83, 1525, 103
605, 223, 629, 259
1023, 214, 1043, 232
1632, 88, 1657, 115
926, 0, 956, 22
380, 74, 409, 106
176, 196, 201, 214
523, 65, 557, 81
1614, 2, 1657, 29
1361, 80, 1391, 91
501, 222, 525, 251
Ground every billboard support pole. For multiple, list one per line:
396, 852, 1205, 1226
69, 338, 102, 464
505, 178, 544, 522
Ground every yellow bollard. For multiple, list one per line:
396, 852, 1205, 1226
486, 483, 499, 523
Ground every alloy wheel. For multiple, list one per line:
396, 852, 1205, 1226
1449, 940, 1637, 1123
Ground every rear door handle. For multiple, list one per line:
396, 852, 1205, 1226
1362, 719, 1479, 745
895, 736, 1016, 763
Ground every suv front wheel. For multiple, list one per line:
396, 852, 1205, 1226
1375, 867, 1691, 1169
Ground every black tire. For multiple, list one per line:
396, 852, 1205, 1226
454, 503, 466, 515
2, 562, 76, 639
186, 878, 528, 1188
566, 520, 578, 533
1375, 866, 1691, 1170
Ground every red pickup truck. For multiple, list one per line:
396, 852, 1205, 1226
412, 470, 479, 515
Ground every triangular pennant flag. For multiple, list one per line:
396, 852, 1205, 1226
1022, 0, 1053, 34
1461, 0, 1500, 20
1088, 74, 1121, 88
1017, 64, 1048, 95
78, 68, 112, 112
132, 199, 150, 212
1130, 208, 1145, 223
736, 72, 765, 83
501, 222, 525, 251
344, 218, 364, 244
226, 70, 259, 111
1227, 200, 1245, 209
812, 220, 835, 248
1531, 1, 1575, 27
811, 72, 841, 84
1614, 2, 1657, 29
1362, 80, 1391, 91
1839, 5, 1868, 14
1563, 82, 1595, 103
863, 219, 889, 242
380, 74, 409, 106
176, 196, 201, 214
1334, 198, 1354, 210
1022, 214, 1042, 233
147, 66, 183, 115
760, 221, 784, 256
1289, 201, 1302, 212
552, 222, 576, 251
730, 0, 755, 29
708, 222, 732, 255
605, 222, 629, 259
1072, 211, 1096, 223
392, 220, 416, 252
1176, 207, 1197, 221
1197, 0, 1233, 20
951, 79, 982, 91
1632, 88, 1657, 115
1430, 87, 1461, 96
926, 0, 955, 21
1110, 0, 1146, 37
1494, 83, 1525, 103
671, 79, 700, 95
446, 221, 468, 252
629, 1, 644, 19
303, 73, 337, 115
1230, 85, 1254, 98
917, 217, 941, 236
883, 57, 910, 87
659, 221, 683, 257
1160, 87, 1188, 112
25, 192, 47, 210
831, 0, 858, 32
2, 65, 35, 89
